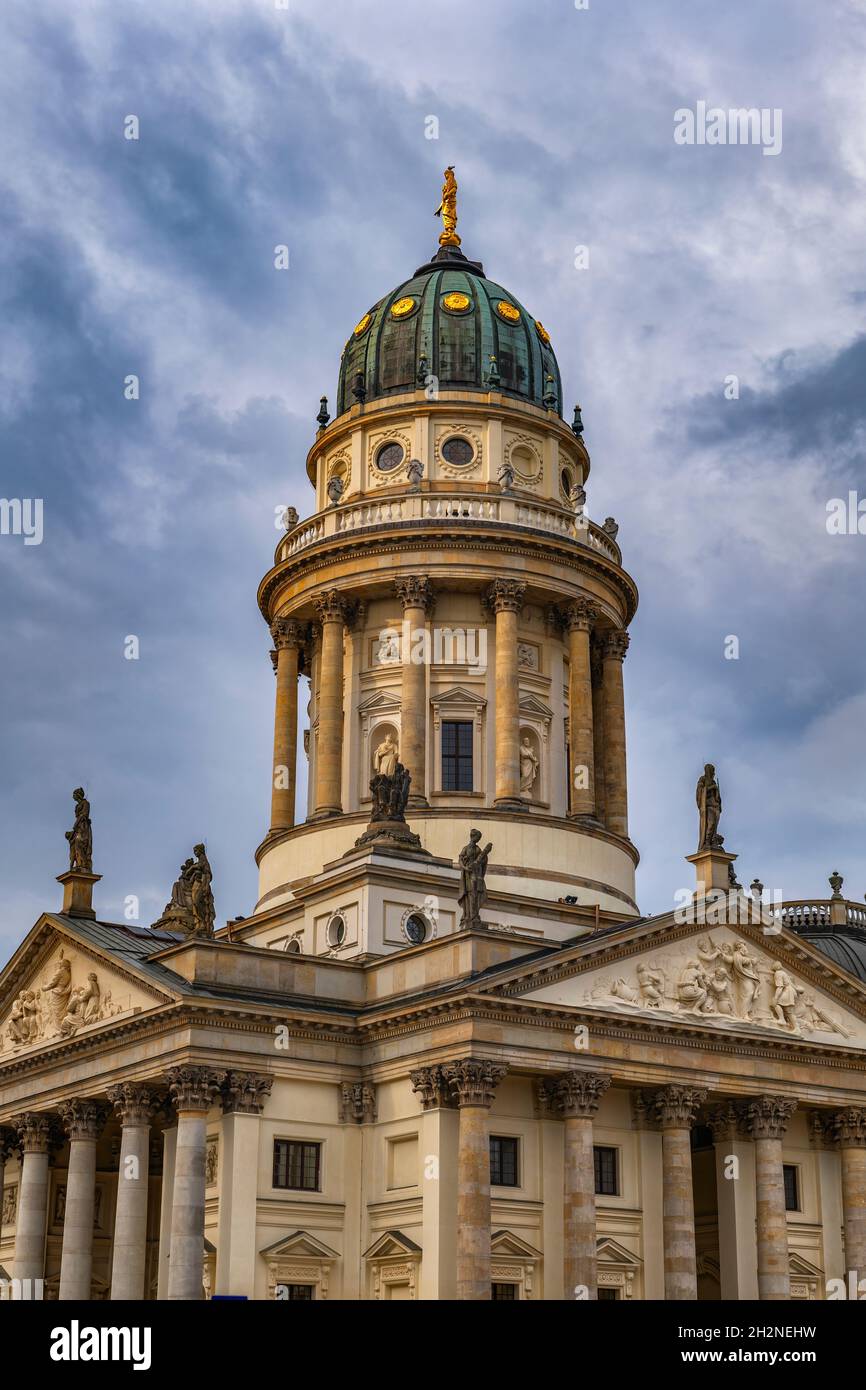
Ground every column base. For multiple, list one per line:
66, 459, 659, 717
493, 797, 524, 811
567, 812, 603, 829
310, 807, 342, 821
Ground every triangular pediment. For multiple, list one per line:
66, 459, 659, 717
0, 917, 177, 1060
357, 690, 401, 714
597, 1237, 642, 1268
496, 914, 866, 1048
260, 1230, 340, 1261
430, 686, 487, 709
517, 693, 552, 719
363, 1230, 422, 1260
789, 1252, 822, 1278
491, 1230, 542, 1259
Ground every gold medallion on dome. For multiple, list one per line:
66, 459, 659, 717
353, 312, 372, 337
535, 320, 551, 346
496, 300, 521, 323
442, 290, 471, 313
390, 296, 417, 320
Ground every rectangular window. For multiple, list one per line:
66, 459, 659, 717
783, 1164, 799, 1212
490, 1135, 519, 1188
593, 1145, 619, 1196
282, 1284, 314, 1301
442, 720, 473, 791
491, 1282, 518, 1300
273, 1140, 321, 1192
597, 1287, 619, 1301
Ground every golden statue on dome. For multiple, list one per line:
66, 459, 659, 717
435, 166, 461, 248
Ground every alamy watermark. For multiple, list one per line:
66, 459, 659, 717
674, 102, 782, 157
377, 623, 487, 673
0, 497, 43, 545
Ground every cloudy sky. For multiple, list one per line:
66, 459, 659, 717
1, 0, 865, 954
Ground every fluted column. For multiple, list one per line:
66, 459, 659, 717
108, 1083, 158, 1301
58, 1099, 107, 1300
743, 1095, 797, 1300
487, 581, 525, 809
652, 1085, 706, 1300
565, 600, 598, 819
313, 591, 348, 817
215, 1072, 273, 1297
394, 577, 434, 806
166, 1066, 225, 1301
834, 1108, 866, 1280
444, 1058, 508, 1299
11, 1113, 54, 1283
601, 629, 629, 837
555, 1071, 611, 1297
590, 639, 606, 824
269, 618, 303, 832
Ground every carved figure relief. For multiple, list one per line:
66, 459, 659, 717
372, 732, 399, 779
2, 1183, 17, 1226
519, 737, 539, 796
1, 947, 129, 1053
580, 932, 856, 1039
205, 1138, 219, 1188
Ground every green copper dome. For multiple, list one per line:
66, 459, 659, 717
337, 247, 563, 417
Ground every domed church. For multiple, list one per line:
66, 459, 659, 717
1, 172, 865, 1304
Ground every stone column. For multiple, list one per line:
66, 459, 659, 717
834, 1108, 866, 1280
742, 1095, 797, 1300
11, 1113, 53, 1283
215, 1073, 273, 1297
269, 618, 303, 832
313, 591, 348, 817
565, 600, 598, 820
107, 1083, 158, 1301
652, 1085, 706, 1300
590, 639, 606, 825
444, 1058, 508, 1300
411, 1066, 459, 1300
156, 1125, 177, 1301
166, 1066, 225, 1301
395, 577, 434, 806
555, 1071, 611, 1298
487, 581, 526, 809
58, 1099, 107, 1301
601, 629, 630, 838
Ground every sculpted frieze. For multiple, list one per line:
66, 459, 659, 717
0, 944, 133, 1056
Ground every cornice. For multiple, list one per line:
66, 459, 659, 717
258, 526, 638, 627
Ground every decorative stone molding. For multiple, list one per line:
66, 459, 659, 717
13, 1111, 56, 1154
222, 1072, 274, 1116
649, 1085, 708, 1129
409, 1065, 455, 1111
705, 1102, 739, 1144
485, 579, 526, 615
58, 1099, 109, 1144
603, 629, 630, 662
313, 589, 350, 625
166, 1065, 227, 1115
430, 687, 486, 796
503, 432, 544, 486
339, 1081, 377, 1125
106, 1082, 159, 1127
832, 1106, 866, 1147
261, 1231, 339, 1301
564, 598, 598, 633
364, 1230, 422, 1300
740, 1094, 797, 1141
442, 1057, 508, 1108
0, 1125, 16, 1162
394, 576, 435, 615
270, 618, 304, 651
433, 422, 483, 479
1, 1182, 17, 1227
491, 1230, 542, 1299
553, 1070, 611, 1118
205, 1138, 218, 1189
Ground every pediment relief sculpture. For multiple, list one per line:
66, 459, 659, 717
522, 929, 864, 1044
0, 945, 137, 1055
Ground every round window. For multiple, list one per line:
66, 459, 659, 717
327, 915, 346, 947
376, 442, 405, 472
441, 436, 474, 467
404, 913, 427, 945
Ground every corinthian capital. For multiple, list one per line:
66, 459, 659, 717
554, 1070, 611, 1118
107, 1083, 160, 1127
270, 618, 304, 651
651, 1085, 707, 1129
313, 589, 350, 625
12, 1112, 55, 1154
485, 580, 526, 615
603, 629, 630, 662
832, 1107, 866, 1148
395, 577, 435, 614
442, 1058, 507, 1108
741, 1094, 797, 1141
564, 598, 599, 633
167, 1065, 227, 1115
59, 1099, 109, 1143
222, 1072, 274, 1115
410, 1065, 454, 1111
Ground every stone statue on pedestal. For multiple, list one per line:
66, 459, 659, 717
154, 844, 216, 938
66, 788, 93, 872
353, 761, 425, 854
458, 830, 493, 928
696, 763, 723, 850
